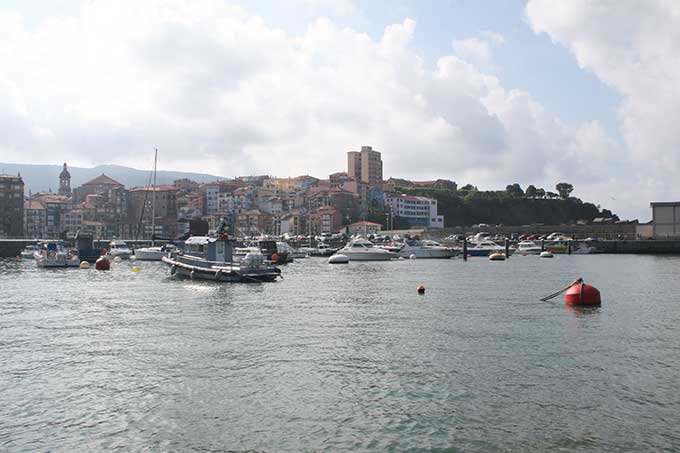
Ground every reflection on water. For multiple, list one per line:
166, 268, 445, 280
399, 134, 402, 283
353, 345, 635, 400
1, 254, 680, 451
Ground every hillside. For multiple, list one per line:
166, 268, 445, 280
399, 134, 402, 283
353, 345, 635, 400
0, 163, 224, 194
391, 185, 619, 227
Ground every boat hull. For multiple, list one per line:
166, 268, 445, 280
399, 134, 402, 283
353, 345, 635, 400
135, 248, 166, 261
398, 248, 458, 259
339, 252, 396, 261
162, 255, 281, 283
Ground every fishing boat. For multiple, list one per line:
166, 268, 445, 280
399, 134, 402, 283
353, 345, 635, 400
162, 235, 281, 282
34, 241, 80, 268
332, 238, 397, 261
397, 239, 458, 259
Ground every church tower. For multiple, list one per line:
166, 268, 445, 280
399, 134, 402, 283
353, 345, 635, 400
59, 162, 71, 195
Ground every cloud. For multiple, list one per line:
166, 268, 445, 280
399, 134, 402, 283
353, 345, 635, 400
526, 0, 680, 215
481, 30, 505, 45
296, 0, 359, 16
0, 0, 651, 218
452, 37, 491, 63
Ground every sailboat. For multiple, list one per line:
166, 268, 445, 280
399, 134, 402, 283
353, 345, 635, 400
135, 149, 171, 260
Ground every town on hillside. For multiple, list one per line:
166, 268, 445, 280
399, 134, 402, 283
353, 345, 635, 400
1, 146, 453, 240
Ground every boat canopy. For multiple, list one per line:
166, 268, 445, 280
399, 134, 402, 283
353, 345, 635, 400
185, 236, 216, 245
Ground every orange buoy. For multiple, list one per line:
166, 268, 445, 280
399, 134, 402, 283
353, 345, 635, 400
417, 284, 425, 294
95, 256, 110, 271
565, 282, 601, 306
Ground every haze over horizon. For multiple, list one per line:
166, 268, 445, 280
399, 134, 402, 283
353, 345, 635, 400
1, 0, 679, 220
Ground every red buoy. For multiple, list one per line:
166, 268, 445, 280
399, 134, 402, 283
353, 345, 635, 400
417, 284, 425, 294
565, 282, 601, 306
271, 253, 279, 263
95, 256, 110, 271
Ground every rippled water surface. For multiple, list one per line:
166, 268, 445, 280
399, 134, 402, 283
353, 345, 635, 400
2, 254, 680, 451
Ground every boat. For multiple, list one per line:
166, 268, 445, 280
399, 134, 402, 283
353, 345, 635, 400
133, 149, 165, 261
328, 254, 349, 264
291, 246, 314, 258
20, 245, 39, 259
572, 244, 595, 254
234, 239, 293, 264
135, 244, 174, 261
540, 251, 554, 258
465, 240, 512, 257
107, 240, 134, 259
332, 239, 397, 261
397, 239, 458, 259
162, 235, 281, 282
34, 241, 80, 268
309, 242, 339, 257
488, 252, 506, 261
517, 240, 542, 255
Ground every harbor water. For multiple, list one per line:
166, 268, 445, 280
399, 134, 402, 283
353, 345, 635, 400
1, 255, 680, 451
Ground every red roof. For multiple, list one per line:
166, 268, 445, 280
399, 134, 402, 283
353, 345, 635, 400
349, 221, 382, 227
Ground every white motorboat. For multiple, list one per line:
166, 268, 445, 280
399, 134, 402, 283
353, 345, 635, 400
517, 241, 542, 255
107, 240, 133, 259
34, 242, 80, 268
397, 239, 458, 259
134, 244, 174, 261
21, 245, 39, 259
465, 240, 511, 257
333, 239, 397, 261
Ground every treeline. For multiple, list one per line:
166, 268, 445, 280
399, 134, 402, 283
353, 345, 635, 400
390, 182, 618, 227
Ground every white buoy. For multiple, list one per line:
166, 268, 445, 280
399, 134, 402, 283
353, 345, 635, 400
409, 254, 417, 260
540, 251, 554, 258
129, 255, 136, 261
328, 254, 349, 264
113, 256, 122, 263
79, 261, 90, 269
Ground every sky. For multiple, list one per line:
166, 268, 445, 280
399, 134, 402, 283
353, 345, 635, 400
0, 0, 678, 220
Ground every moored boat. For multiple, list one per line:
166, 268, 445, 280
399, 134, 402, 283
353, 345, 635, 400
162, 235, 281, 283
34, 241, 80, 268
465, 240, 512, 257
107, 240, 133, 259
333, 239, 397, 261
517, 240, 542, 255
20, 245, 39, 259
397, 239, 458, 259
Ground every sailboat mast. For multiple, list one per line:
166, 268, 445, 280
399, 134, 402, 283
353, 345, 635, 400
151, 148, 157, 246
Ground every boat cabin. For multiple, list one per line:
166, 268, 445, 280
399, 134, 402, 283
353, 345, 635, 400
184, 236, 234, 262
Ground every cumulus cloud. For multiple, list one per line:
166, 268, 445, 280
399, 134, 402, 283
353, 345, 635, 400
451, 37, 491, 63
526, 0, 680, 215
0, 0, 653, 218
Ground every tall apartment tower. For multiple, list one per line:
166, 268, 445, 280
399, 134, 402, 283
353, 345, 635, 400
59, 162, 71, 195
347, 146, 383, 186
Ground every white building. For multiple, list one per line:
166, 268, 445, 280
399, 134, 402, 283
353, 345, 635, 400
205, 185, 220, 215
384, 193, 444, 228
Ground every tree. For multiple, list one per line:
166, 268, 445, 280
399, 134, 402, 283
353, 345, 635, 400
535, 188, 546, 198
458, 183, 477, 194
525, 185, 537, 198
546, 191, 559, 199
555, 182, 574, 199
505, 183, 524, 198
